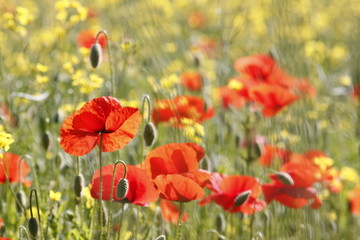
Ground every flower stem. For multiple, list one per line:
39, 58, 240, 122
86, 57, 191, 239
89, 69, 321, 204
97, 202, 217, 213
117, 203, 125, 240
176, 203, 184, 240
99, 133, 104, 239
30, 188, 43, 240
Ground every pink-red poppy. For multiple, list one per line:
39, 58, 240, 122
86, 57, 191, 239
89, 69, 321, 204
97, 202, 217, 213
144, 143, 210, 202
0, 153, 31, 187
60, 96, 141, 156
180, 71, 203, 91
249, 84, 299, 117
152, 96, 214, 126
160, 200, 189, 224
234, 54, 275, 80
262, 161, 322, 209
199, 175, 266, 214
77, 30, 106, 49
90, 164, 158, 206
349, 187, 360, 215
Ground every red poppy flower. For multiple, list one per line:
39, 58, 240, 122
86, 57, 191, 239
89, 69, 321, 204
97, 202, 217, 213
218, 86, 246, 109
60, 96, 141, 156
349, 186, 360, 215
180, 71, 203, 91
144, 142, 210, 202
90, 164, 158, 206
160, 200, 189, 224
152, 96, 214, 125
249, 84, 299, 117
258, 145, 291, 166
0, 153, 31, 187
199, 175, 266, 214
262, 162, 322, 209
77, 30, 106, 49
234, 54, 275, 80
0, 237, 11, 240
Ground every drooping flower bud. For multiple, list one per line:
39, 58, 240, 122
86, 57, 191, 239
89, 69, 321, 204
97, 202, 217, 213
16, 190, 27, 213
73, 174, 84, 197
143, 122, 157, 147
98, 202, 108, 227
215, 213, 226, 233
155, 235, 166, 240
276, 172, 294, 186
234, 190, 252, 207
90, 43, 102, 68
28, 217, 38, 238
41, 131, 51, 151
116, 178, 129, 200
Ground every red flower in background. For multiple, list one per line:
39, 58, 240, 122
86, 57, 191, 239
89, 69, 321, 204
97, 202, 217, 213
91, 164, 158, 206
144, 143, 210, 202
60, 96, 141, 156
0, 153, 31, 187
180, 71, 203, 91
188, 11, 206, 28
249, 84, 299, 117
200, 175, 266, 214
258, 145, 291, 166
77, 30, 106, 49
234, 54, 275, 80
160, 200, 189, 224
349, 187, 360, 215
152, 96, 214, 126
262, 161, 322, 209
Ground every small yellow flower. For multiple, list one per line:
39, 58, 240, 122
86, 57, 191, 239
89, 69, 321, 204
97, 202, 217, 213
340, 167, 359, 183
313, 157, 334, 171
0, 125, 14, 156
49, 190, 61, 202
228, 79, 243, 90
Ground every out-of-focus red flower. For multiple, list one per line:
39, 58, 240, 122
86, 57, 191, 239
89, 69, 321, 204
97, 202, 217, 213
60, 96, 141, 156
352, 83, 359, 100
0, 237, 11, 240
234, 54, 275, 80
1, 103, 15, 126
144, 143, 210, 202
152, 96, 214, 126
192, 38, 216, 57
218, 86, 246, 109
349, 187, 360, 215
160, 200, 189, 224
90, 164, 158, 206
0, 153, 31, 187
262, 161, 322, 209
258, 145, 291, 166
180, 71, 203, 91
199, 175, 266, 214
77, 30, 106, 49
188, 11, 206, 28
249, 84, 299, 117
0, 218, 2, 228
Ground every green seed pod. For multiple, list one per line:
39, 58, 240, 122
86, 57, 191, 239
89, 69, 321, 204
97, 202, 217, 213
116, 178, 129, 200
90, 43, 102, 68
276, 172, 294, 186
155, 235, 166, 240
143, 122, 157, 147
234, 190, 252, 207
215, 213, 226, 233
73, 174, 84, 197
16, 190, 27, 213
41, 131, 51, 151
28, 217, 38, 238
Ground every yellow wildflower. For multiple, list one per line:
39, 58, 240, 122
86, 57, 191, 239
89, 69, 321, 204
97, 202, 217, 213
49, 190, 61, 202
340, 167, 359, 183
0, 125, 14, 157
313, 157, 334, 171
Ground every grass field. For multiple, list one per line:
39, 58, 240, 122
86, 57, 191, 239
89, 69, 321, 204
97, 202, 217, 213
1, 0, 360, 239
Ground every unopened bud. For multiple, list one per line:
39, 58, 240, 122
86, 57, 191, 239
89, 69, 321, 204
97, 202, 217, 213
73, 174, 84, 197
276, 172, 294, 186
41, 131, 51, 151
98, 203, 108, 227
116, 178, 129, 200
16, 190, 27, 213
215, 213, 226, 233
234, 190, 251, 207
143, 122, 157, 147
90, 43, 102, 68
28, 217, 38, 238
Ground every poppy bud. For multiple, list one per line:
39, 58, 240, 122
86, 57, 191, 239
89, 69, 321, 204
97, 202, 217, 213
16, 190, 27, 213
41, 131, 51, 151
155, 235, 166, 240
90, 43, 102, 68
143, 122, 157, 147
98, 203, 108, 227
73, 174, 84, 197
116, 178, 129, 199
276, 172, 294, 186
234, 190, 251, 207
28, 217, 38, 238
215, 213, 226, 233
